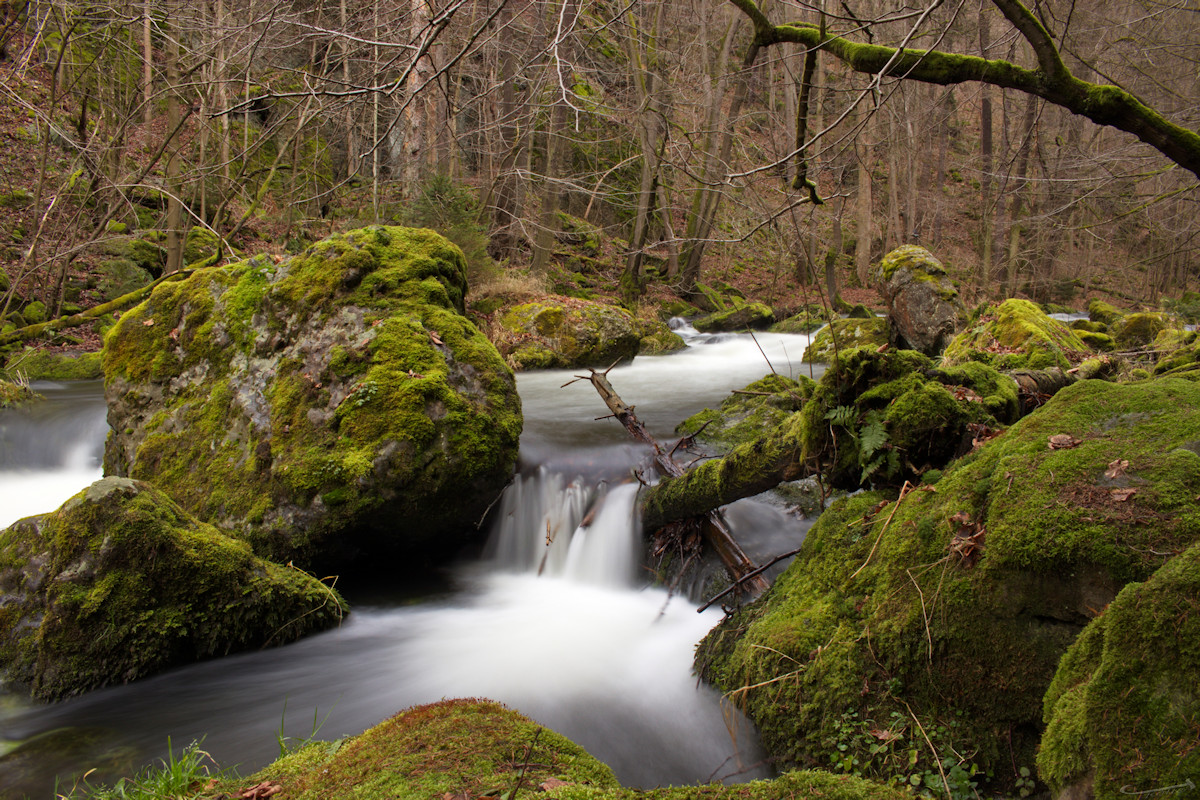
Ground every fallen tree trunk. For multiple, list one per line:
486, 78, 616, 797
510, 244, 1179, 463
0, 268, 197, 349
636, 361, 1107, 535
579, 368, 769, 594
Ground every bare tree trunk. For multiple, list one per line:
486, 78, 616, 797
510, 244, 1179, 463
164, 4, 183, 274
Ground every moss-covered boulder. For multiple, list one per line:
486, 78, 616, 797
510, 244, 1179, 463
96, 258, 153, 303
697, 377, 1200, 792
183, 226, 221, 266
692, 301, 775, 333
1075, 330, 1114, 352
1151, 328, 1200, 378
771, 305, 829, 334
97, 235, 166, 277
1087, 299, 1124, 326
942, 299, 1091, 370
229, 697, 910, 800
636, 317, 686, 356
1038, 540, 1200, 798
803, 316, 889, 362
234, 699, 618, 799
4, 349, 102, 381
0, 477, 346, 700
874, 245, 963, 356
1108, 311, 1171, 350
499, 296, 641, 369
676, 374, 814, 452
102, 226, 522, 570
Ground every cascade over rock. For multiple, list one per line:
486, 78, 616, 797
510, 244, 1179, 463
874, 245, 964, 356
0, 477, 347, 700
102, 226, 522, 571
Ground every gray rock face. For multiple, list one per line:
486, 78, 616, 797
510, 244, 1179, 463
874, 245, 963, 356
101, 226, 522, 571
0, 478, 347, 700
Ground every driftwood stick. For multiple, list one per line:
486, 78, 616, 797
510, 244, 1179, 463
697, 544, 804, 613
580, 368, 770, 594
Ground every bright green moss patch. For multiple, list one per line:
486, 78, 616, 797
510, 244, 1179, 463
227, 698, 907, 800
1087, 299, 1124, 326
636, 317, 687, 355
803, 317, 889, 362
0, 378, 39, 408
677, 374, 814, 452
102, 227, 521, 571
0, 477, 346, 700
498, 295, 641, 369
692, 302, 775, 333
236, 699, 619, 799
4, 349, 102, 381
1038, 540, 1200, 797
697, 377, 1200, 793
942, 298, 1091, 370
1108, 311, 1172, 350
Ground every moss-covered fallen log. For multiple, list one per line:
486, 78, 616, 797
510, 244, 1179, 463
0, 268, 196, 349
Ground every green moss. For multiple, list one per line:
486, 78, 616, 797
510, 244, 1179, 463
636, 318, 686, 355
692, 302, 775, 333
877, 245, 947, 283
697, 377, 1200, 792
21, 301, 47, 325
499, 296, 641, 369
1075, 330, 1114, 351
803, 317, 889, 362
0, 478, 346, 700
771, 306, 829, 334
183, 226, 221, 266
1108, 312, 1172, 350
1087, 299, 1124, 326
942, 298, 1090, 370
3, 349, 102, 381
0, 378, 40, 408
102, 227, 521, 571
234, 699, 618, 799
1038, 540, 1200, 797
677, 374, 814, 452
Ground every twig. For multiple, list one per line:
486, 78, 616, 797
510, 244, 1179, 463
509, 728, 543, 800
697, 545, 803, 612
748, 331, 778, 375
903, 700, 951, 798
850, 481, 913, 580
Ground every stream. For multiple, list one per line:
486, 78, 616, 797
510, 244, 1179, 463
0, 325, 824, 798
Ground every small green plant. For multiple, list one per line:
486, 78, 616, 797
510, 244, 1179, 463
824, 710, 984, 800
1013, 765, 1036, 798
401, 174, 496, 286
56, 739, 220, 800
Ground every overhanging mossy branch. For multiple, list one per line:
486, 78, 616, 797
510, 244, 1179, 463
728, 0, 1200, 180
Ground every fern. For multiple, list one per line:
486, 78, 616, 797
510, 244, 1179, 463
824, 405, 857, 427
858, 411, 888, 461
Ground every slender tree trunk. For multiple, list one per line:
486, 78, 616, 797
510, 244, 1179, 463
164, 5, 183, 274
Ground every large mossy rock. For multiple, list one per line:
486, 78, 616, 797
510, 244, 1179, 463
636, 317, 687, 356
1152, 328, 1200, 378
234, 698, 909, 800
499, 296, 641, 369
697, 377, 1200, 791
942, 298, 1091, 370
771, 305, 829, 334
874, 245, 963, 356
1038, 540, 1200, 799
0, 477, 347, 700
1087, 299, 1124, 326
803, 316, 890, 362
102, 226, 522, 570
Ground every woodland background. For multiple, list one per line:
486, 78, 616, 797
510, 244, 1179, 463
1, 0, 1198, 322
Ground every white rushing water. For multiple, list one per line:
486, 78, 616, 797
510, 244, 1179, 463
0, 327, 821, 796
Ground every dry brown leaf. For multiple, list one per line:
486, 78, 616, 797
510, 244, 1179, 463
1105, 459, 1130, 480
429, 330, 443, 345
407, 369, 424, 379
238, 781, 282, 799
540, 778, 573, 790
142, 318, 154, 326
1048, 434, 1081, 450
1110, 488, 1137, 502
869, 728, 902, 743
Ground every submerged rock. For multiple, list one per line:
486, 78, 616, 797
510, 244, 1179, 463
942, 298, 1091, 370
874, 245, 964, 356
103, 226, 522, 570
697, 377, 1200, 792
0, 477, 346, 700
1039, 539, 1200, 798
499, 295, 641, 369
